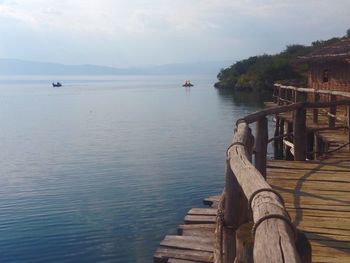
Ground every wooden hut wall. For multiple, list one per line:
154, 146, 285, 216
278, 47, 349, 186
308, 61, 350, 91
307, 61, 350, 102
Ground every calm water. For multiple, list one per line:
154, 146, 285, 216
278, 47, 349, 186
0, 75, 267, 262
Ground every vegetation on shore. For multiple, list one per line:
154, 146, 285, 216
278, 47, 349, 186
215, 32, 350, 92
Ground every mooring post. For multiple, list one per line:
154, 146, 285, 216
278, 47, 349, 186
329, 94, 337, 128
293, 105, 307, 161
255, 116, 268, 179
313, 92, 320, 124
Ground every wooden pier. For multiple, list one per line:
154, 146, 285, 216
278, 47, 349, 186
154, 84, 350, 263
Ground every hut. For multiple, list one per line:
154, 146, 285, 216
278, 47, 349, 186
299, 38, 350, 92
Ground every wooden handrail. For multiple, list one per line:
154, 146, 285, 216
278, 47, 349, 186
219, 84, 350, 262
242, 100, 350, 124
275, 83, 350, 98
227, 121, 301, 263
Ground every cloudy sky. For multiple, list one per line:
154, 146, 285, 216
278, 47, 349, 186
0, 0, 349, 67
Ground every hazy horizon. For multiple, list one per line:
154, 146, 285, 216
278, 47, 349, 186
0, 0, 349, 68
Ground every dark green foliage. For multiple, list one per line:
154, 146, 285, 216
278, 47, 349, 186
347, 28, 350, 38
215, 36, 344, 92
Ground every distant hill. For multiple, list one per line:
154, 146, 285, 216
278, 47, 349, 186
214, 35, 349, 92
0, 59, 231, 76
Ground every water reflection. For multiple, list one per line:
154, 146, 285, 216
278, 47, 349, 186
215, 88, 272, 108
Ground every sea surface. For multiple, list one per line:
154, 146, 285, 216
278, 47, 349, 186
0, 75, 268, 263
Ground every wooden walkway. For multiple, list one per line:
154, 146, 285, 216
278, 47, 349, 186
267, 159, 350, 262
154, 202, 217, 262
155, 94, 350, 262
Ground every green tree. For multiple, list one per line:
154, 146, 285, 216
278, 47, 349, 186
347, 28, 350, 38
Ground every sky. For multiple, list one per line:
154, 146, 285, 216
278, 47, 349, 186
0, 0, 349, 67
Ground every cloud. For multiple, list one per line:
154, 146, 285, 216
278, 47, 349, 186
0, 0, 349, 66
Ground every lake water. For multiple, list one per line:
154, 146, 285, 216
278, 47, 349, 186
0, 75, 267, 262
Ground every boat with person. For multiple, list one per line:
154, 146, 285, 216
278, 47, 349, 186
52, 82, 62, 87
182, 80, 193, 87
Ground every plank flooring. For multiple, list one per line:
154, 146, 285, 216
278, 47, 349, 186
267, 159, 350, 262
154, 201, 217, 263
155, 102, 350, 262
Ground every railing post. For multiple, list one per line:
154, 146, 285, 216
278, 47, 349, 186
294, 89, 299, 103
235, 222, 253, 263
223, 160, 240, 263
329, 94, 337, 128
285, 122, 293, 160
347, 104, 350, 150
255, 117, 268, 179
278, 86, 282, 105
296, 230, 312, 263
273, 85, 278, 103
274, 116, 280, 159
293, 105, 307, 161
278, 119, 285, 159
313, 92, 320, 124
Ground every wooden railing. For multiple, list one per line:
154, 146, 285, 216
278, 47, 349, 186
273, 83, 350, 129
215, 85, 350, 263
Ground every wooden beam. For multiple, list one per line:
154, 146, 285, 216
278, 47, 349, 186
223, 160, 240, 263
228, 122, 301, 263
255, 117, 268, 178
313, 92, 320, 124
293, 107, 307, 161
328, 94, 337, 128
347, 105, 350, 150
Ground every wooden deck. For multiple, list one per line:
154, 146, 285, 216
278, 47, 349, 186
155, 96, 350, 262
154, 203, 217, 262
267, 159, 350, 262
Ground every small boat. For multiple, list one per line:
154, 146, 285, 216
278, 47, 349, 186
52, 82, 62, 87
182, 80, 194, 87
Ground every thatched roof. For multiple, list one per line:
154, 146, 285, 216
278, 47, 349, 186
298, 38, 350, 63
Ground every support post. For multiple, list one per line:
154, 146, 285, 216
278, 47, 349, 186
235, 222, 254, 263
347, 105, 350, 150
223, 160, 240, 263
314, 134, 323, 160
329, 94, 337, 128
294, 90, 299, 103
255, 117, 268, 179
278, 119, 285, 159
295, 230, 312, 263
273, 86, 277, 103
278, 86, 282, 105
293, 106, 307, 161
285, 122, 293, 160
274, 117, 280, 159
313, 92, 320, 124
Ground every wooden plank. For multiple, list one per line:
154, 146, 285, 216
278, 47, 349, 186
184, 215, 216, 224
286, 208, 350, 219
178, 224, 216, 231
168, 259, 201, 263
181, 229, 214, 238
154, 247, 213, 263
187, 208, 217, 216
228, 121, 301, 262
160, 235, 214, 252
203, 196, 220, 206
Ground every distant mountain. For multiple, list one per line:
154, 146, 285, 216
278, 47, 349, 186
0, 59, 232, 76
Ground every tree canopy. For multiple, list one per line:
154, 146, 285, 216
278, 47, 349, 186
215, 36, 347, 92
